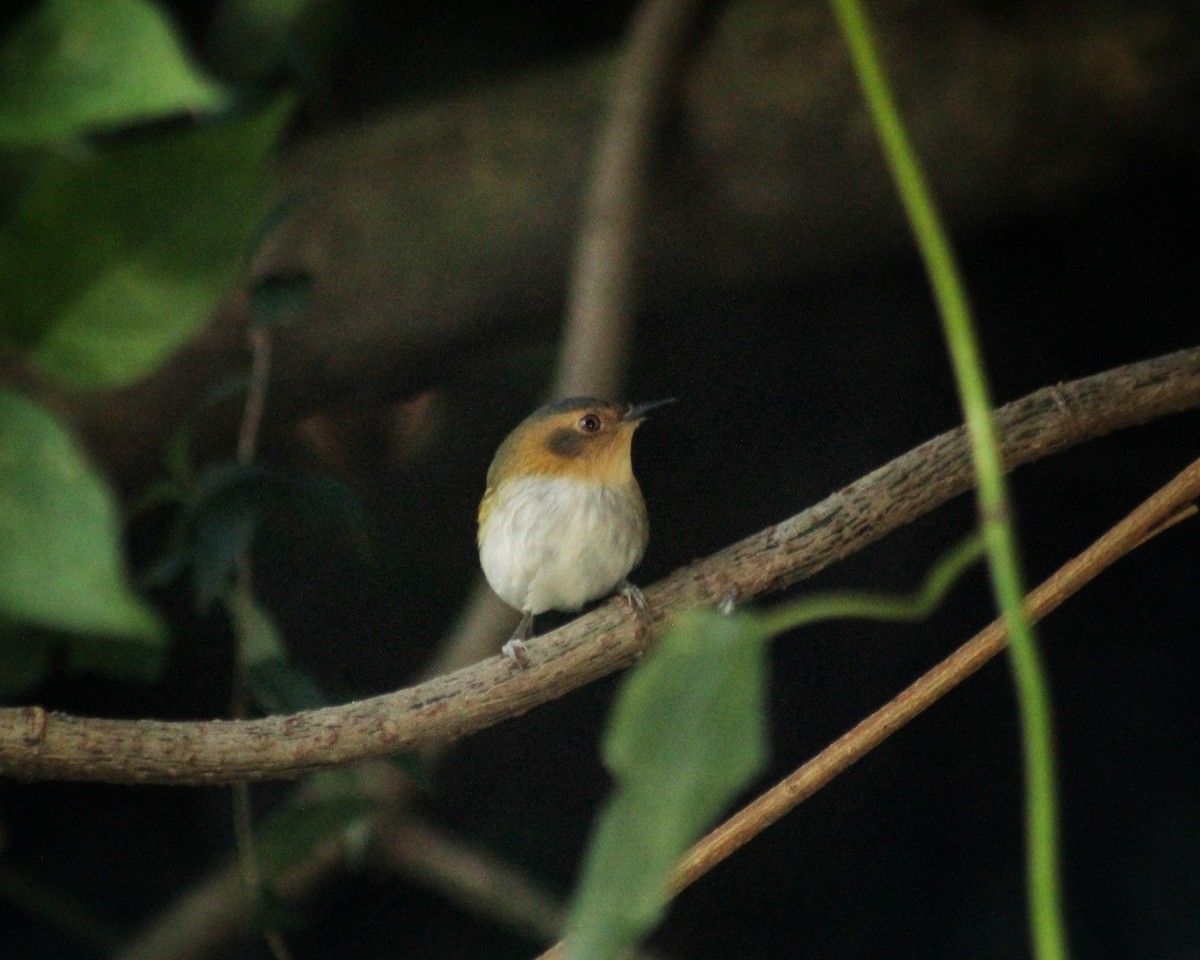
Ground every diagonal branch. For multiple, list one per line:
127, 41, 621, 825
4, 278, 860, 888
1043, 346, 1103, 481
1, 347, 1197, 785
534, 450, 1200, 960
667, 458, 1200, 897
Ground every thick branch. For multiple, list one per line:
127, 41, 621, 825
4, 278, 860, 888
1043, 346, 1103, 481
1, 347, 1197, 784
49, 0, 1197, 483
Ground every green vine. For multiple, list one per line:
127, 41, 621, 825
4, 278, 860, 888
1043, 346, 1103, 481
827, 1, 1068, 957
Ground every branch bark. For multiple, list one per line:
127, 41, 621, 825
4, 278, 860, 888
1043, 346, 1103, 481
2, 346, 1198, 784
554, 0, 704, 399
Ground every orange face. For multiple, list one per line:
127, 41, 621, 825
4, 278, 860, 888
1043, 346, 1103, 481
486, 398, 640, 490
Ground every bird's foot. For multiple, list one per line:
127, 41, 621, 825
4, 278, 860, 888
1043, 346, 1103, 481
501, 638, 530, 667
502, 611, 534, 668
618, 579, 649, 621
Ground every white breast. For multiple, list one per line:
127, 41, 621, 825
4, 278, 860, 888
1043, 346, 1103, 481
479, 475, 648, 615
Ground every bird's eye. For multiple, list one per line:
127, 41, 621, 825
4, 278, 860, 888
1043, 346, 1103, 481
579, 413, 602, 433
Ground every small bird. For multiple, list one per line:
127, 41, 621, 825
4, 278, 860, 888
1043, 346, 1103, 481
477, 396, 673, 664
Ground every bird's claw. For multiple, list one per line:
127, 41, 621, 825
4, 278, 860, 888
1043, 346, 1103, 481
502, 637, 531, 668
618, 579, 649, 620
502, 611, 534, 668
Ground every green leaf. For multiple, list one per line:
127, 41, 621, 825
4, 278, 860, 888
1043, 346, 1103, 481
249, 884, 305, 935
0, 619, 165, 699
224, 579, 286, 668
0, 390, 164, 643
143, 460, 368, 610
65, 631, 165, 683
0, 0, 227, 147
163, 374, 253, 488
276, 471, 369, 545
566, 609, 770, 960
0, 97, 293, 388
225, 575, 334, 715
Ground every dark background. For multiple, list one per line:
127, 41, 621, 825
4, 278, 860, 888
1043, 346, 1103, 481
2, 1, 1198, 958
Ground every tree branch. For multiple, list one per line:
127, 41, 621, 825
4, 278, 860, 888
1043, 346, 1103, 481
668, 457, 1200, 897
39, 0, 1196, 486
1, 347, 1198, 784
114, 832, 347, 960
554, 0, 703, 399
373, 816, 565, 944
535, 453, 1200, 960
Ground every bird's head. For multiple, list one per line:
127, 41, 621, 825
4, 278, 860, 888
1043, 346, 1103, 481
487, 396, 674, 488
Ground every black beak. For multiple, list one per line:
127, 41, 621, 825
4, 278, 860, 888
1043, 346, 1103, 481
623, 397, 677, 422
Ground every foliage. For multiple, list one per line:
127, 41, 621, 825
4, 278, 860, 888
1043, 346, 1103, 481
0, 390, 163, 641
828, 0, 1067, 957
0, 0, 291, 698
0, 0, 225, 146
564, 1, 1070, 955
564, 535, 986, 959
0, 389, 166, 693
566, 610, 770, 960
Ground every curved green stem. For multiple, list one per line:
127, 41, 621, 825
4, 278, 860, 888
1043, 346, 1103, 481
826, 2, 1068, 958
758, 534, 984, 636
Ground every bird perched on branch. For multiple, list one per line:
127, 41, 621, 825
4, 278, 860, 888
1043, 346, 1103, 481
477, 396, 673, 664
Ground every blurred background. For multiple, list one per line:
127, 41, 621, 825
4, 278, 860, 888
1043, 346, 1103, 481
1, 0, 1198, 957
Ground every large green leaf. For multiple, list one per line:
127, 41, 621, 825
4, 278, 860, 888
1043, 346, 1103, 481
0, 0, 226, 146
0, 390, 164, 643
566, 609, 770, 960
225, 580, 328, 714
0, 97, 292, 388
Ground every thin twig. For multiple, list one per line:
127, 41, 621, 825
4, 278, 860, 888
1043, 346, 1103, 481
230, 323, 294, 960
236, 327, 272, 464
554, 0, 703, 399
830, 1, 1065, 952
426, 0, 705, 678
534, 458, 1200, 960
374, 817, 566, 943
0, 349, 1197, 784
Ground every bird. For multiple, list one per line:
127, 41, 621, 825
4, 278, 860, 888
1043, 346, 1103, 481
477, 395, 673, 664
